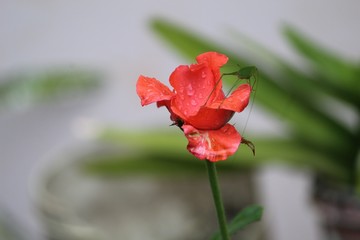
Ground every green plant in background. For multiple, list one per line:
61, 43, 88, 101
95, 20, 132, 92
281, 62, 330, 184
146, 18, 360, 192
0, 68, 101, 112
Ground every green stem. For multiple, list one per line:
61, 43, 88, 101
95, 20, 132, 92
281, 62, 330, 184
205, 160, 230, 240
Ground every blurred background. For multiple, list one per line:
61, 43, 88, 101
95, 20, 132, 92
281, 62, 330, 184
1, 0, 359, 240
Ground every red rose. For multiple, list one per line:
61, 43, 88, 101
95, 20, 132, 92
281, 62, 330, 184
136, 52, 251, 161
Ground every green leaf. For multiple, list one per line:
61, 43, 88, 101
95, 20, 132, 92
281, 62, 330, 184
234, 138, 348, 181
150, 18, 225, 62
0, 68, 101, 111
211, 205, 263, 240
90, 128, 348, 181
81, 128, 251, 177
283, 26, 360, 109
80, 152, 206, 177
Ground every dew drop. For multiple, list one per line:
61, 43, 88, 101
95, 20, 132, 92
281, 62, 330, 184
201, 71, 207, 78
187, 85, 195, 95
191, 99, 197, 106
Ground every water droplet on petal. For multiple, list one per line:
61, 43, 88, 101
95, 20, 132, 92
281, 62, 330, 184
191, 99, 197, 106
201, 71, 207, 78
187, 85, 195, 95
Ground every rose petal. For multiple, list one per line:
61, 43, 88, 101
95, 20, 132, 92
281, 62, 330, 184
182, 124, 241, 161
209, 84, 251, 112
169, 64, 217, 117
136, 75, 175, 106
184, 106, 234, 130
196, 52, 228, 81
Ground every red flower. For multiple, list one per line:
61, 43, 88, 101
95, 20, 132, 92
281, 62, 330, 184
136, 52, 251, 161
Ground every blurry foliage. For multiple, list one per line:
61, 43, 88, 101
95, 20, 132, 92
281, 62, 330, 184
82, 128, 251, 177
84, 127, 342, 179
0, 68, 101, 112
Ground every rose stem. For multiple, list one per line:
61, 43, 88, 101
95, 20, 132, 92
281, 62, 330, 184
205, 160, 230, 240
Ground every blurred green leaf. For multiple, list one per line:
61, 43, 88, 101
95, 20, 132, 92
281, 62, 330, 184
85, 128, 348, 182
283, 26, 360, 110
82, 128, 250, 177
211, 205, 263, 240
150, 19, 226, 62
81, 151, 246, 177
0, 68, 101, 111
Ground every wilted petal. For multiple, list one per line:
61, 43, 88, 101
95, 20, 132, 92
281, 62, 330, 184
136, 75, 175, 106
182, 124, 241, 161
